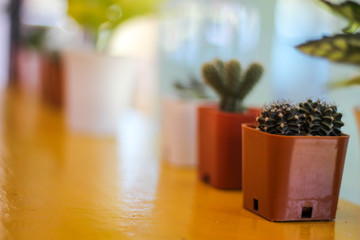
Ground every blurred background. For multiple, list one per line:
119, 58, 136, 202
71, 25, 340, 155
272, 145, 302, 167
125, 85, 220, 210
0, 0, 359, 205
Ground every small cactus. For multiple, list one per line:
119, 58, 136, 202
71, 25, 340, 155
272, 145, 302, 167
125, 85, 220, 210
257, 102, 305, 135
298, 99, 344, 136
257, 99, 344, 136
202, 59, 264, 112
173, 76, 208, 99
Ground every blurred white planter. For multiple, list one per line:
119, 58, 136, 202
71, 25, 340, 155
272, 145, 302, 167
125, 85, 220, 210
162, 98, 215, 167
62, 50, 137, 135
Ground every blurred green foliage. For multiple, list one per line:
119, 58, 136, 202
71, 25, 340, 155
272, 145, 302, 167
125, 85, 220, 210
173, 76, 209, 99
67, 0, 163, 50
296, 0, 360, 88
20, 27, 47, 50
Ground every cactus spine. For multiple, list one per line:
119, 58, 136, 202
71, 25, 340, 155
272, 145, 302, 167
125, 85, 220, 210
257, 99, 344, 136
202, 59, 264, 112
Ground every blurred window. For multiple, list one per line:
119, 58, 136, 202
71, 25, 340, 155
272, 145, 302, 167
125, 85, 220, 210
21, 0, 67, 27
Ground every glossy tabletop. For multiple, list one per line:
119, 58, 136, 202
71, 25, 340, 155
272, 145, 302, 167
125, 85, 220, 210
0, 89, 359, 240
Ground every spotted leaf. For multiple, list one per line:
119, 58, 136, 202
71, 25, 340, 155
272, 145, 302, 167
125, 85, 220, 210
296, 33, 360, 65
320, 0, 360, 33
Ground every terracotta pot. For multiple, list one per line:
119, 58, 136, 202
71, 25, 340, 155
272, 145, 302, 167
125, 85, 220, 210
197, 105, 260, 189
242, 124, 350, 221
41, 52, 64, 107
162, 98, 215, 167
355, 107, 360, 136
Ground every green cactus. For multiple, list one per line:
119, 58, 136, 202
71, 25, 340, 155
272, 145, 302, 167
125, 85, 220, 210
257, 99, 344, 136
201, 59, 264, 112
299, 99, 344, 136
257, 102, 304, 135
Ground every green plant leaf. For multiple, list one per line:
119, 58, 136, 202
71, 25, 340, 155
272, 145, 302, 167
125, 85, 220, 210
67, 0, 164, 49
343, 21, 360, 33
329, 76, 360, 88
320, 0, 360, 33
296, 33, 360, 65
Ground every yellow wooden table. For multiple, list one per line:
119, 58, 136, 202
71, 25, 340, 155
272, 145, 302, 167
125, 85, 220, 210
0, 88, 359, 240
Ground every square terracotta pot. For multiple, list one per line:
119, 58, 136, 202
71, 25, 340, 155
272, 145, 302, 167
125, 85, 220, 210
197, 105, 260, 189
162, 98, 216, 167
242, 124, 350, 221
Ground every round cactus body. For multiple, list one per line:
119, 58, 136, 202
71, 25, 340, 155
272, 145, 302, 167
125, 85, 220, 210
257, 99, 344, 136
299, 99, 344, 136
257, 102, 304, 136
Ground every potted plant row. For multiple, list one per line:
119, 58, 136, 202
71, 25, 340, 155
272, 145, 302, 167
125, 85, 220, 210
161, 77, 215, 167
197, 59, 263, 189
242, 99, 349, 221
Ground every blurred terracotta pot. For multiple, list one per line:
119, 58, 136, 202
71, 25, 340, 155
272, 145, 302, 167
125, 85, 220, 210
355, 107, 360, 136
17, 48, 64, 106
197, 105, 260, 189
41, 51, 64, 107
162, 98, 215, 167
242, 124, 349, 221
62, 50, 137, 135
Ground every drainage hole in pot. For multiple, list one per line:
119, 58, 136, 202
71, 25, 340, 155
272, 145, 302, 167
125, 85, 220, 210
301, 207, 312, 219
253, 199, 259, 211
203, 174, 210, 183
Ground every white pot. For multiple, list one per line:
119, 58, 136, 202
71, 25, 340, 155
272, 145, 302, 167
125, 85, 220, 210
62, 50, 137, 135
162, 98, 216, 167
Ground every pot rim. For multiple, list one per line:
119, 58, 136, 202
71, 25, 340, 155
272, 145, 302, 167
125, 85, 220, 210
162, 96, 217, 104
198, 105, 261, 116
242, 123, 350, 139
61, 48, 138, 61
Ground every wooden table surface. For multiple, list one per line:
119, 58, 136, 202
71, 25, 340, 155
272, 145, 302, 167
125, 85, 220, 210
0, 88, 359, 240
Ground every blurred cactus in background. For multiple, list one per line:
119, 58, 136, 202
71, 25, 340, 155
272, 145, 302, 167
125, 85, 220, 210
67, 0, 164, 51
20, 27, 47, 50
173, 76, 208, 99
296, 0, 360, 88
201, 59, 263, 112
